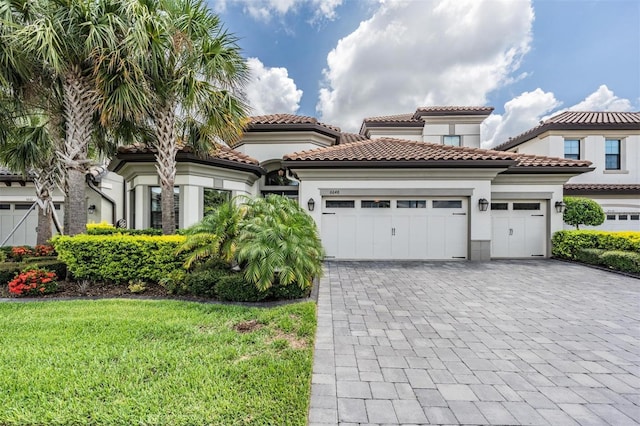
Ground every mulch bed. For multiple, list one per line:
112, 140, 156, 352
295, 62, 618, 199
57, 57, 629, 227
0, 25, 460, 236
0, 280, 171, 299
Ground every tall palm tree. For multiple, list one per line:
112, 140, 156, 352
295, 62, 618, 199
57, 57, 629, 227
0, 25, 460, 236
131, 0, 249, 234
2, 0, 146, 235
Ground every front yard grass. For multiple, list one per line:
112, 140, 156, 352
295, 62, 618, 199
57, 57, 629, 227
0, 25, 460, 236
0, 299, 316, 425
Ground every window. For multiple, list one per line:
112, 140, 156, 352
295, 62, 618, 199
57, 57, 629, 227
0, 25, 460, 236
326, 200, 355, 208
433, 200, 463, 209
605, 139, 621, 170
564, 139, 580, 160
361, 200, 390, 208
14, 204, 33, 210
513, 203, 540, 211
606, 214, 616, 221
491, 203, 508, 210
397, 200, 426, 208
265, 169, 297, 186
443, 135, 461, 146
631, 215, 639, 221
618, 215, 628, 221
150, 187, 179, 230
0, 204, 9, 210
203, 189, 230, 217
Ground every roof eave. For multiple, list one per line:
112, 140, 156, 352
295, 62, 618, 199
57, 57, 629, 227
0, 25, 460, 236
111, 152, 265, 176
501, 166, 595, 174
245, 123, 341, 141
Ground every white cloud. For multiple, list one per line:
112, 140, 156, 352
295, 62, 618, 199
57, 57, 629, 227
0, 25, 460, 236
317, 0, 534, 131
482, 84, 636, 148
244, 57, 303, 115
482, 89, 560, 148
568, 84, 633, 112
216, 0, 342, 22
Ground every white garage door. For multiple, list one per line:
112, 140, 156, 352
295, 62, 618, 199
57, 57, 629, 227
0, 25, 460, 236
0, 203, 63, 246
491, 200, 547, 258
321, 198, 468, 260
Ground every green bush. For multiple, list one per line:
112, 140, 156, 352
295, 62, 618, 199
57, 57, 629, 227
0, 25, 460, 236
87, 227, 162, 236
52, 234, 186, 284
600, 251, 640, 274
184, 268, 228, 297
575, 248, 606, 265
562, 197, 605, 229
552, 230, 640, 259
0, 263, 20, 286
215, 273, 269, 302
0, 250, 6, 263
159, 269, 189, 295
269, 281, 312, 300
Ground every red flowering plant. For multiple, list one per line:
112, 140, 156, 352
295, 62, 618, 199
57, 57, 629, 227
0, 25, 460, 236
10, 246, 34, 262
7, 266, 58, 297
34, 244, 55, 257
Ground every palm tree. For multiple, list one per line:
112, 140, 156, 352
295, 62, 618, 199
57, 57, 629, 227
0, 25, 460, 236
2, 0, 147, 235
131, 0, 249, 234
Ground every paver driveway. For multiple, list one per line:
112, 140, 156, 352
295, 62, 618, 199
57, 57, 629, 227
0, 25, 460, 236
309, 260, 640, 425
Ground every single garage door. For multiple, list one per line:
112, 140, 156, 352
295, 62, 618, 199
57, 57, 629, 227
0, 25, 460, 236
0, 202, 63, 246
321, 198, 468, 260
491, 200, 546, 258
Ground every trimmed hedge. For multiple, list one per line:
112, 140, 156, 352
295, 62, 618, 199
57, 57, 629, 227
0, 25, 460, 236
215, 273, 270, 302
575, 248, 606, 265
52, 234, 187, 284
600, 251, 640, 274
552, 230, 640, 259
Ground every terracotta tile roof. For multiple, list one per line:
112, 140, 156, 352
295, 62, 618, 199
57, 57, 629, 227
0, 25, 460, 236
117, 143, 259, 165
247, 114, 341, 133
362, 113, 419, 123
339, 132, 369, 144
564, 183, 640, 193
495, 111, 640, 151
413, 106, 494, 118
283, 137, 592, 169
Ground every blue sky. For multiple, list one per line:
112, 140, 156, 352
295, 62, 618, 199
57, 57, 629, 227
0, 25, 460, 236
212, 0, 639, 146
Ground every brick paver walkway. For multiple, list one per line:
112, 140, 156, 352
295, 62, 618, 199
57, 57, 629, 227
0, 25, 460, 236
309, 260, 640, 425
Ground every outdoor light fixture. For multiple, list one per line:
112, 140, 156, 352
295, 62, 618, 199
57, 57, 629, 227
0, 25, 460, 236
478, 198, 489, 211
555, 201, 566, 213
87, 204, 96, 214
307, 198, 315, 211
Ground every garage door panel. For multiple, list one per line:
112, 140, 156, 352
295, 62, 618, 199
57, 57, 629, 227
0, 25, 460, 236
491, 200, 547, 258
321, 197, 468, 260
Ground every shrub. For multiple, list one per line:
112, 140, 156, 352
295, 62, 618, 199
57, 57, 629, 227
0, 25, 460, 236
0, 264, 20, 286
31, 260, 67, 280
8, 266, 57, 296
552, 230, 640, 259
575, 248, 605, 265
159, 270, 189, 295
34, 244, 55, 257
215, 273, 269, 302
52, 234, 186, 283
269, 281, 312, 300
10, 246, 34, 262
184, 268, 228, 297
0, 250, 6, 263
128, 280, 147, 294
563, 197, 605, 229
87, 222, 162, 236
600, 251, 640, 274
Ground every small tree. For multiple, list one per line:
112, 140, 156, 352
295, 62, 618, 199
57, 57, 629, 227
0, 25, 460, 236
563, 196, 605, 230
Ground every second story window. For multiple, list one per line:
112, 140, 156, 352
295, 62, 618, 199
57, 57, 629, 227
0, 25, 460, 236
605, 139, 621, 170
564, 139, 580, 160
443, 135, 461, 146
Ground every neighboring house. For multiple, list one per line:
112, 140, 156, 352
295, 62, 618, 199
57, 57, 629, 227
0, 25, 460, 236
0, 166, 123, 246
494, 111, 640, 231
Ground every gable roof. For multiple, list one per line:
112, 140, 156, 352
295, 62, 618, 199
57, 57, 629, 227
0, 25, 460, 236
283, 137, 592, 172
111, 143, 263, 175
495, 111, 640, 151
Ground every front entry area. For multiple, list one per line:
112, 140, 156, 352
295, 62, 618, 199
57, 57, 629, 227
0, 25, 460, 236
321, 197, 468, 260
491, 200, 547, 258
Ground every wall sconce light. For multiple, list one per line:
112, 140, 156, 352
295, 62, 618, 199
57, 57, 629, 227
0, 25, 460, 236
555, 201, 566, 213
478, 198, 489, 212
307, 198, 315, 212
88, 204, 96, 214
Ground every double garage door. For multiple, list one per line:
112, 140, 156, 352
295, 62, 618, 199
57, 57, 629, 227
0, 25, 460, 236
321, 198, 468, 260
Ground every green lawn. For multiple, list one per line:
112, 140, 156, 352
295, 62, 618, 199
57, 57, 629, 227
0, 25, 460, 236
0, 300, 316, 425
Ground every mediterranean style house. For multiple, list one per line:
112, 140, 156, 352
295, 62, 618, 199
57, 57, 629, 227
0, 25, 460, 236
494, 111, 640, 231
3, 106, 623, 261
